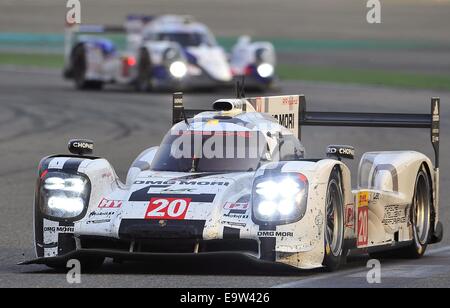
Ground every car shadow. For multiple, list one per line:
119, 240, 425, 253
19, 254, 371, 277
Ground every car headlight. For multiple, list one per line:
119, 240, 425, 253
256, 63, 274, 78
39, 171, 90, 219
169, 61, 188, 78
252, 173, 308, 225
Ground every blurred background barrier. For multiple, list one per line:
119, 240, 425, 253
1, 0, 450, 90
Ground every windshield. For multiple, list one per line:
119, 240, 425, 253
151, 130, 269, 172
154, 32, 212, 47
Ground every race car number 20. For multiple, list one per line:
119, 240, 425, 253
145, 198, 192, 220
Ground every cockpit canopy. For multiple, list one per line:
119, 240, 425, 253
151, 128, 305, 173
146, 31, 216, 47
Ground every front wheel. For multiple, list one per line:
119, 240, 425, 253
322, 167, 345, 271
72, 45, 103, 90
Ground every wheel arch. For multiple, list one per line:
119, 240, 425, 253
417, 160, 437, 241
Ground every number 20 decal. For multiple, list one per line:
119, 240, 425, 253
357, 192, 369, 248
145, 198, 192, 220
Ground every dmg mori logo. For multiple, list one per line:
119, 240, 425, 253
257, 231, 294, 238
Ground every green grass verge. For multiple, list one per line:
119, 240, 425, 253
277, 65, 450, 91
0, 52, 63, 69
1, 52, 449, 91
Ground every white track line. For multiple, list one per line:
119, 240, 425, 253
427, 245, 450, 255
273, 245, 450, 288
0, 65, 59, 75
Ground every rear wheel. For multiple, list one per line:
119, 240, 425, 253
397, 166, 432, 258
322, 167, 345, 271
72, 45, 103, 90
370, 166, 432, 259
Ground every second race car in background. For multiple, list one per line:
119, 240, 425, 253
63, 15, 277, 91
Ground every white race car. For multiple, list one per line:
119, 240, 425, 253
22, 93, 442, 272
63, 15, 277, 91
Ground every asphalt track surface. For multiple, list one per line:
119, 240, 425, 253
0, 68, 449, 287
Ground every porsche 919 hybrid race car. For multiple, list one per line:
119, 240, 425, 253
22, 93, 442, 272
63, 15, 277, 91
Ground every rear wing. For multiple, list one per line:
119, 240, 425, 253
298, 96, 440, 169
65, 24, 126, 35
65, 14, 156, 35
172, 93, 440, 168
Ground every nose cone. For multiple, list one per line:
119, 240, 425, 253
188, 47, 232, 82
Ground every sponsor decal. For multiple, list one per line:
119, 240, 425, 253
98, 198, 122, 209
43, 226, 74, 233
357, 191, 369, 247
221, 221, 247, 228
282, 96, 299, 106
382, 204, 407, 226
162, 188, 197, 193
86, 210, 116, 224
89, 211, 115, 218
344, 204, 355, 228
372, 193, 380, 203
134, 180, 229, 186
359, 191, 369, 207
86, 219, 111, 225
273, 113, 295, 129
223, 202, 249, 210
257, 231, 294, 238
327, 146, 355, 157
223, 202, 249, 219
72, 142, 93, 150
224, 212, 249, 219
145, 198, 192, 220
207, 119, 219, 126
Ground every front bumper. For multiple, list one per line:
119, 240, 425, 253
18, 248, 298, 273
151, 65, 232, 91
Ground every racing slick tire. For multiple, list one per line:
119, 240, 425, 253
371, 165, 432, 259
135, 48, 153, 92
72, 44, 104, 91
46, 257, 105, 273
322, 167, 345, 272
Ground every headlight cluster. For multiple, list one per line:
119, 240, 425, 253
256, 63, 274, 78
39, 172, 90, 219
252, 173, 308, 225
169, 61, 188, 78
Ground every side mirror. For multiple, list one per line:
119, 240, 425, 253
326, 145, 355, 160
68, 139, 94, 156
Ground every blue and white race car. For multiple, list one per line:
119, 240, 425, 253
63, 15, 277, 91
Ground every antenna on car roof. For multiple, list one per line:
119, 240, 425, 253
172, 92, 189, 126
235, 75, 246, 99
